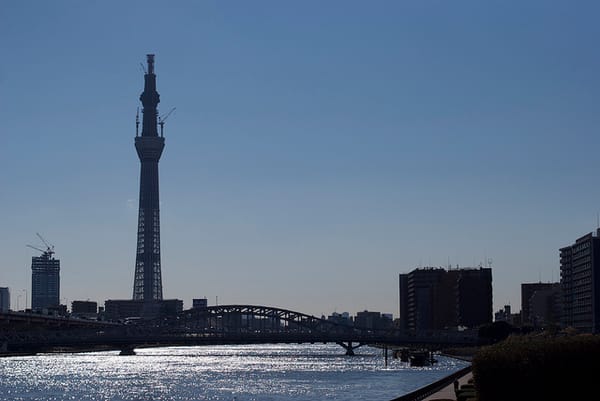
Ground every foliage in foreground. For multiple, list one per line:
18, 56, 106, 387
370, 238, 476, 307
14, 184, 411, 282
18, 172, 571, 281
472, 333, 600, 401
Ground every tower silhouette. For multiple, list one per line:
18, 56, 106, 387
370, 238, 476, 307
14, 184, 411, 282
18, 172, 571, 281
133, 54, 164, 301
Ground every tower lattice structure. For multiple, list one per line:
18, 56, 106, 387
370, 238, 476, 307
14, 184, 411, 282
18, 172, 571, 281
133, 54, 164, 301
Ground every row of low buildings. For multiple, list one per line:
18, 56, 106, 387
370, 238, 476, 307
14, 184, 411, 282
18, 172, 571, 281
326, 310, 394, 330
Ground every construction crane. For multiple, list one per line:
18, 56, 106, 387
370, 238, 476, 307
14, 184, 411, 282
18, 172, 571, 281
36, 232, 54, 253
26, 233, 55, 257
26, 244, 54, 259
158, 107, 176, 137
26, 244, 46, 254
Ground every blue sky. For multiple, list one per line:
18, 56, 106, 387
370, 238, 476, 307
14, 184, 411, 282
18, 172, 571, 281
1, 1, 599, 317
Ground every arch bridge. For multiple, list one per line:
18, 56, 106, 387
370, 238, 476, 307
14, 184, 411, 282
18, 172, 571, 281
1, 305, 479, 356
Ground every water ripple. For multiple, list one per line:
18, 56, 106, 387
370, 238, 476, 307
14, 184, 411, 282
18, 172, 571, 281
0, 344, 468, 401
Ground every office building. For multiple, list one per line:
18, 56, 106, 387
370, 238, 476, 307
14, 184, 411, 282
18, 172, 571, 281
560, 229, 600, 333
454, 267, 493, 328
0, 287, 9, 312
192, 298, 208, 309
399, 266, 493, 332
104, 298, 183, 321
71, 300, 98, 319
354, 311, 393, 330
521, 282, 561, 327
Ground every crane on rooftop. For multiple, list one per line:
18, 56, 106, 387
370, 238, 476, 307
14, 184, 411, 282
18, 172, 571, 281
158, 107, 175, 137
26, 233, 55, 258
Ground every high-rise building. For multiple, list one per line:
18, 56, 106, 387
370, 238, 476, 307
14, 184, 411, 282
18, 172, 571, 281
133, 54, 165, 302
560, 229, 600, 333
454, 267, 493, 328
31, 248, 60, 311
0, 287, 9, 312
400, 267, 453, 331
398, 274, 408, 331
399, 266, 493, 332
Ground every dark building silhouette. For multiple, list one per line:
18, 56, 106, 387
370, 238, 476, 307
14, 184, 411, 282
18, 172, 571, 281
133, 54, 165, 301
399, 266, 492, 332
454, 267, 493, 328
104, 299, 183, 321
31, 248, 60, 311
521, 282, 561, 327
327, 311, 353, 326
494, 304, 513, 324
560, 230, 600, 333
71, 300, 98, 318
0, 287, 9, 312
354, 311, 393, 331
398, 274, 408, 331
192, 298, 208, 309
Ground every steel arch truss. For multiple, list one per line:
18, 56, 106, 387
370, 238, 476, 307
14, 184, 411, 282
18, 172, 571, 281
162, 305, 363, 336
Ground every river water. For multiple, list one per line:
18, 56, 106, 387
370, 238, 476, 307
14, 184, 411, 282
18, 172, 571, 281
0, 344, 469, 401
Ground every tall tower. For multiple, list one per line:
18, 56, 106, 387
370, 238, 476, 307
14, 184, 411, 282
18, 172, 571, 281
133, 54, 164, 301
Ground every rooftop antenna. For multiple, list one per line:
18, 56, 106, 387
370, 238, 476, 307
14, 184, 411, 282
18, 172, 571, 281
139, 62, 146, 74
146, 54, 155, 74
136, 107, 140, 137
158, 107, 176, 137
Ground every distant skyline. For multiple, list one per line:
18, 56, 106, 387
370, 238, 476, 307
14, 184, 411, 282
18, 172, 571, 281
1, 1, 600, 317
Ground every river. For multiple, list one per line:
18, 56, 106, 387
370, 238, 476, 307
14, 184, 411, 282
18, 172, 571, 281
0, 344, 469, 401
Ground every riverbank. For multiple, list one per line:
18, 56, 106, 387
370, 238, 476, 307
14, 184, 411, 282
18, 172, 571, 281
387, 348, 476, 401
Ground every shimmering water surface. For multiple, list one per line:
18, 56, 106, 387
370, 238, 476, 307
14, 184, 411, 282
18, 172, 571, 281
0, 344, 468, 401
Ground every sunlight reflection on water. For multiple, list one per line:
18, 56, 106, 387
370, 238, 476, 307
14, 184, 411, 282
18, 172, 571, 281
0, 344, 468, 401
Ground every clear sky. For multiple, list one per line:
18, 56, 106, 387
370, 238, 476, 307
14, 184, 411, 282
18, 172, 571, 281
1, 1, 599, 318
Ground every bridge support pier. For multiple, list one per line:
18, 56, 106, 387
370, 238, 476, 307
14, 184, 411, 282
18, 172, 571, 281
337, 341, 362, 356
119, 346, 136, 356
384, 345, 388, 367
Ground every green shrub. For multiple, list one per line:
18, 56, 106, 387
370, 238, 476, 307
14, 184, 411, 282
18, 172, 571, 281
472, 334, 600, 401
